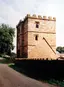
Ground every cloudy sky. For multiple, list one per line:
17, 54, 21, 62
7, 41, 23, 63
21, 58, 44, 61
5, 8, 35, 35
0, 0, 64, 53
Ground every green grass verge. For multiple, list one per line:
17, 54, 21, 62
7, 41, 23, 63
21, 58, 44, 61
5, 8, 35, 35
46, 79, 64, 87
8, 63, 15, 66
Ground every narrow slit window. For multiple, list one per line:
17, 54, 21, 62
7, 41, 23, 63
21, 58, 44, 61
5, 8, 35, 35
35, 35, 38, 40
36, 23, 39, 28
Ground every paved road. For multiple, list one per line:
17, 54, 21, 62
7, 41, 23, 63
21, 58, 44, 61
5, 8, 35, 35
0, 64, 58, 87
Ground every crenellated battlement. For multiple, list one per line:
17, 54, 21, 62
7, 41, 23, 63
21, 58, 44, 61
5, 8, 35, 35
24, 14, 56, 21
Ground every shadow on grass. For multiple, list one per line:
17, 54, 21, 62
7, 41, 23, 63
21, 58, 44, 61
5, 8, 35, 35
10, 64, 64, 87
9, 59, 64, 87
9, 64, 36, 78
9, 64, 64, 87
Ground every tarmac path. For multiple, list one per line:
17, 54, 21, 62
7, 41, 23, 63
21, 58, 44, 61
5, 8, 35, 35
0, 64, 59, 87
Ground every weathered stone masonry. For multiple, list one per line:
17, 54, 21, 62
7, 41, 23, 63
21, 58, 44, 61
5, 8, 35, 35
16, 14, 56, 59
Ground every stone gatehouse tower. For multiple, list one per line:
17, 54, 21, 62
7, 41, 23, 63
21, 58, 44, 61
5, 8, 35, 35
16, 14, 56, 59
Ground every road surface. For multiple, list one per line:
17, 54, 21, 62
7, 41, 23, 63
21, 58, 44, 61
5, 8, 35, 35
0, 64, 59, 87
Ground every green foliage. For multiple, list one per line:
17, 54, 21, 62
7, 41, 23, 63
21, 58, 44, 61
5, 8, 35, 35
56, 46, 64, 53
47, 79, 64, 87
0, 23, 15, 55
56, 46, 62, 53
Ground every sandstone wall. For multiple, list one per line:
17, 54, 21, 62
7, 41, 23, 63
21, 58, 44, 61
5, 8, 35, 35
27, 16, 56, 59
17, 19, 28, 57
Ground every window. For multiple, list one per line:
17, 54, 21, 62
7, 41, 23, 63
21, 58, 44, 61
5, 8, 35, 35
36, 24, 39, 28
35, 35, 38, 40
35, 22, 39, 28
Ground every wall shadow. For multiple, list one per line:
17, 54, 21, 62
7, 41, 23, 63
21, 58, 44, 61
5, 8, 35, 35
14, 59, 64, 81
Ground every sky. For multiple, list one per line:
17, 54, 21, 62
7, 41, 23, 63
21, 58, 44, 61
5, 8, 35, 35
0, 0, 64, 53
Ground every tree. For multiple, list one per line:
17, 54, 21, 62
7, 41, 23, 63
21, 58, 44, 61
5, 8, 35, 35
0, 24, 15, 55
56, 46, 62, 53
62, 47, 64, 53
56, 46, 64, 53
